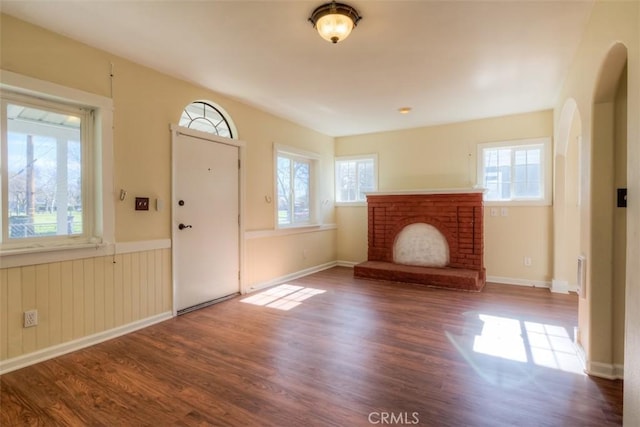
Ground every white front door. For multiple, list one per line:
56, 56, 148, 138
173, 128, 240, 313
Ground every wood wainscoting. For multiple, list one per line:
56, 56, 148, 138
0, 247, 172, 371
1, 267, 622, 426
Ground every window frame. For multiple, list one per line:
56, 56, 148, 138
334, 154, 378, 206
0, 70, 114, 260
477, 137, 552, 206
274, 144, 320, 229
1, 93, 94, 248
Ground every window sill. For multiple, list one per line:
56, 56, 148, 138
245, 223, 337, 239
277, 222, 322, 230
484, 199, 552, 207
335, 202, 367, 207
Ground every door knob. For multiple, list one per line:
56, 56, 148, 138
178, 223, 192, 230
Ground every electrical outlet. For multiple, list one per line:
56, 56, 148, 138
24, 309, 38, 328
523, 256, 532, 267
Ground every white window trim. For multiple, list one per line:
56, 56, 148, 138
0, 70, 114, 263
477, 137, 552, 206
334, 153, 378, 207
274, 143, 320, 229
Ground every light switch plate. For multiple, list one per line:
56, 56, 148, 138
617, 188, 627, 208
135, 197, 150, 211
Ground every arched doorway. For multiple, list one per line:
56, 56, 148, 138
584, 42, 628, 378
553, 99, 582, 295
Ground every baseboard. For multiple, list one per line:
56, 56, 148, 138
551, 279, 569, 294
248, 261, 338, 292
551, 278, 579, 294
336, 260, 358, 268
586, 360, 624, 380
0, 311, 173, 375
574, 341, 587, 372
570, 342, 625, 380
487, 275, 551, 288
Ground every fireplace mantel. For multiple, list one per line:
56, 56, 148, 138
366, 187, 486, 196
354, 190, 486, 291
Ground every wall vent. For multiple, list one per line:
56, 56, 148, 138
577, 255, 587, 298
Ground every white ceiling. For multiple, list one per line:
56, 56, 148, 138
1, 1, 594, 137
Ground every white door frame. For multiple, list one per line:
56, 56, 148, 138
170, 124, 246, 316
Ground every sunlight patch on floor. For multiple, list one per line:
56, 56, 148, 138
473, 314, 528, 362
241, 284, 326, 311
524, 321, 583, 374
471, 314, 584, 375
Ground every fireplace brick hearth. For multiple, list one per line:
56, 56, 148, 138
354, 189, 486, 291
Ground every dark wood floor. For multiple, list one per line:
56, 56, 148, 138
1, 267, 622, 426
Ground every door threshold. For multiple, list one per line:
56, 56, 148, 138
177, 292, 239, 315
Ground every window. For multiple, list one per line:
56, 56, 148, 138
335, 155, 377, 204
179, 101, 234, 138
275, 146, 318, 227
477, 137, 551, 205
2, 96, 89, 243
1, 71, 113, 255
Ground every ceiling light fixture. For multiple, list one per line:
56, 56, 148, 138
398, 107, 412, 114
309, 1, 362, 44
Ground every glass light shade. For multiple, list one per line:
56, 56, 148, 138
316, 13, 354, 43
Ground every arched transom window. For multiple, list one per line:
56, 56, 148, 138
179, 101, 234, 138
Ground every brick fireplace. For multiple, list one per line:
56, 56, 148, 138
353, 189, 486, 291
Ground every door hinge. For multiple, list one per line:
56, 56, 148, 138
238, 159, 241, 169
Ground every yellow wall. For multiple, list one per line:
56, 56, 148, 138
553, 108, 584, 346
484, 206, 552, 282
565, 116, 581, 285
553, 111, 581, 287
246, 229, 337, 287
591, 101, 615, 363
613, 66, 627, 366
335, 110, 554, 284
0, 14, 336, 364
